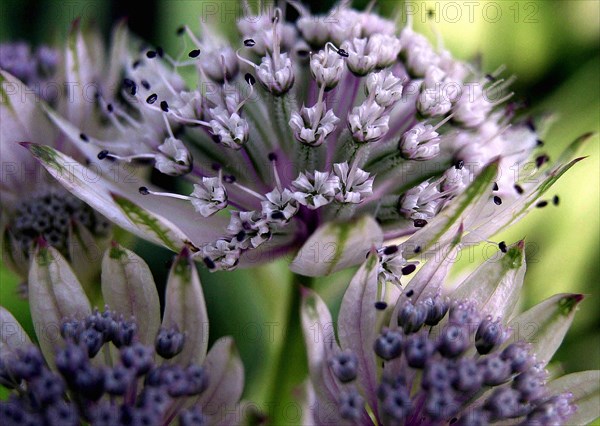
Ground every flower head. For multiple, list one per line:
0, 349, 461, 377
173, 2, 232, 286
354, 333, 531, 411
0, 243, 245, 425
20, 4, 588, 276
0, 63, 114, 286
301, 242, 598, 425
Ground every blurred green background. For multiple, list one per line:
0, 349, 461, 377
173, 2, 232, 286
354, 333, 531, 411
1, 0, 598, 418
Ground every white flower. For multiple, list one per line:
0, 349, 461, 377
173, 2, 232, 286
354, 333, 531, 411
400, 123, 442, 160
190, 177, 228, 217
292, 171, 340, 209
341, 38, 379, 76
333, 162, 374, 204
208, 107, 249, 149
155, 137, 192, 176
262, 188, 299, 223
310, 48, 345, 90
289, 105, 339, 147
348, 100, 390, 143
256, 53, 295, 95
365, 69, 404, 107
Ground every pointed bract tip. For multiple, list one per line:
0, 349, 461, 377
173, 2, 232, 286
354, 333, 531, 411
299, 286, 312, 298
18, 141, 34, 149
516, 239, 526, 250
69, 17, 81, 33
576, 131, 596, 142
36, 236, 48, 248
559, 294, 585, 316
179, 246, 191, 259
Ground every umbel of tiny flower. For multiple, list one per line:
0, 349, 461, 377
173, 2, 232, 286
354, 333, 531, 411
0, 241, 245, 425
15, 3, 590, 275
300, 241, 600, 425
0, 35, 117, 288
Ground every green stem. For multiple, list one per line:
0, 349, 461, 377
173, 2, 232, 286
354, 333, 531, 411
265, 275, 312, 425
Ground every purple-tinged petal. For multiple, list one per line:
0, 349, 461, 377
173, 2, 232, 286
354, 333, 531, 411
28, 243, 91, 363
196, 337, 244, 419
101, 243, 160, 346
337, 251, 380, 417
508, 293, 584, 366
290, 215, 383, 276
451, 240, 525, 319
0, 71, 56, 190
547, 370, 600, 425
0, 307, 32, 361
401, 161, 498, 259
23, 143, 197, 252
300, 287, 344, 425
162, 248, 209, 364
403, 224, 464, 302
64, 22, 96, 126
464, 133, 593, 244
67, 219, 111, 289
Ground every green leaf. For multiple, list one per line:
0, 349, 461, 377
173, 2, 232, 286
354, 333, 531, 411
28, 244, 91, 364
451, 240, 526, 319
290, 215, 383, 276
508, 293, 584, 365
162, 248, 209, 364
547, 370, 600, 425
101, 243, 160, 346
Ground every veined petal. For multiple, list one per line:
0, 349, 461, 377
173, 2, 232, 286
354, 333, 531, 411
104, 20, 130, 98
402, 161, 498, 259
464, 134, 592, 243
23, 143, 196, 252
300, 287, 344, 425
290, 215, 383, 276
0, 307, 32, 361
101, 243, 160, 346
67, 219, 110, 289
196, 337, 244, 420
163, 248, 209, 364
404, 224, 463, 302
28, 243, 92, 363
451, 240, 526, 319
0, 71, 56, 190
338, 252, 380, 415
64, 21, 96, 125
508, 293, 584, 366
547, 370, 600, 425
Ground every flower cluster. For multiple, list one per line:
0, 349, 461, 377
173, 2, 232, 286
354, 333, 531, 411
6, 190, 110, 266
0, 242, 245, 426
301, 242, 599, 425
9, 2, 584, 277
1, 308, 209, 426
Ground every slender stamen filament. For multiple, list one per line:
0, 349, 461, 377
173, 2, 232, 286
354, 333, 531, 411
269, 155, 282, 190
232, 182, 267, 201
140, 188, 194, 201
163, 114, 175, 139
431, 113, 455, 132
233, 82, 255, 114
236, 50, 258, 70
